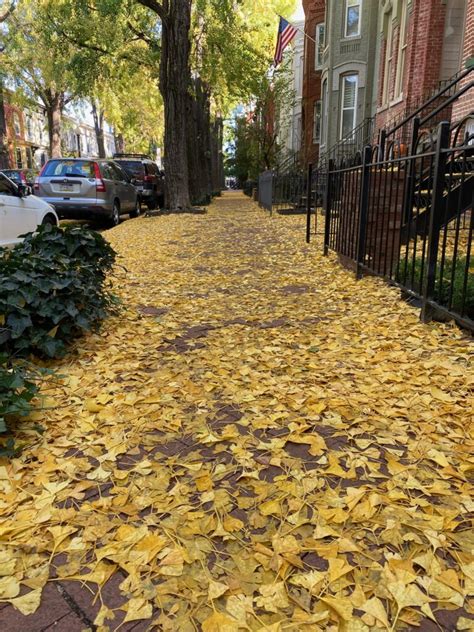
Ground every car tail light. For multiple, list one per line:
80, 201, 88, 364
34, 163, 47, 191
143, 175, 153, 183
93, 162, 106, 192
21, 172, 27, 185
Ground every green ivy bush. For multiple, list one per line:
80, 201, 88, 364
0, 355, 40, 454
0, 223, 118, 358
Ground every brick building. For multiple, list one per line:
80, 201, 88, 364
452, 0, 474, 125
301, 0, 326, 165
374, 0, 469, 134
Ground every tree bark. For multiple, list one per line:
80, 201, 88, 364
137, 0, 192, 211
92, 101, 106, 158
45, 90, 64, 159
187, 78, 212, 205
0, 85, 8, 169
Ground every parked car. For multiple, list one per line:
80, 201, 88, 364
113, 154, 164, 210
2, 168, 38, 189
34, 158, 140, 226
0, 171, 58, 248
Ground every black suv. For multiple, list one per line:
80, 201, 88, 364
113, 154, 164, 209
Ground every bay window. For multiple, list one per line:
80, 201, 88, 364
340, 74, 358, 139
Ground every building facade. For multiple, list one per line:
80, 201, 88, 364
301, 0, 326, 166
277, 20, 305, 161
318, 0, 379, 155
374, 0, 469, 134
0, 91, 116, 171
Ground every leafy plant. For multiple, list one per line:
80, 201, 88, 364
398, 256, 474, 317
0, 223, 118, 358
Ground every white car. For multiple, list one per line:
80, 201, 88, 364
0, 171, 58, 248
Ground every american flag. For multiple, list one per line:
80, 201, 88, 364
274, 17, 298, 67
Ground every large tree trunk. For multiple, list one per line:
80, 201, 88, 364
0, 86, 8, 169
159, 0, 192, 211
92, 102, 106, 158
45, 91, 64, 159
187, 78, 212, 205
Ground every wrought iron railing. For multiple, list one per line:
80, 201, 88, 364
320, 118, 473, 330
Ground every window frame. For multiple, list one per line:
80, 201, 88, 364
315, 23, 325, 69
15, 147, 23, 169
321, 78, 328, 146
382, 10, 394, 106
395, 0, 408, 98
340, 73, 359, 140
344, 0, 362, 39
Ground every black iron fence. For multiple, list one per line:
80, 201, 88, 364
321, 118, 473, 331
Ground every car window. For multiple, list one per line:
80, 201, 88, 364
146, 162, 158, 176
2, 171, 21, 184
100, 163, 114, 180
110, 163, 128, 181
0, 173, 16, 196
43, 160, 95, 178
116, 161, 144, 178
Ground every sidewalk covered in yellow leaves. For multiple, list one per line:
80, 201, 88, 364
0, 191, 473, 631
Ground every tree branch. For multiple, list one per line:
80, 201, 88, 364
135, 0, 167, 24
0, 1, 15, 23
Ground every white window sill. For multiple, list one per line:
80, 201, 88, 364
342, 35, 361, 41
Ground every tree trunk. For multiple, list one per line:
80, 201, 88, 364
45, 91, 63, 159
159, 0, 192, 211
92, 102, 106, 158
0, 86, 8, 169
187, 78, 212, 205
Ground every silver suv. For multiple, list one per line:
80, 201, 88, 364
34, 158, 140, 226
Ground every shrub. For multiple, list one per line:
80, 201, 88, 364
398, 256, 474, 317
0, 223, 118, 358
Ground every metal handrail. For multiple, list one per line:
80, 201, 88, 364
386, 66, 473, 138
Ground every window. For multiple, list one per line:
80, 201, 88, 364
26, 116, 33, 140
345, 0, 361, 38
26, 147, 33, 169
313, 101, 321, 143
321, 79, 328, 145
315, 23, 325, 69
382, 11, 394, 105
395, 0, 408, 97
16, 148, 23, 169
13, 113, 21, 138
340, 74, 358, 139
0, 174, 16, 196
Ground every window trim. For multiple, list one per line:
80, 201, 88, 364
382, 10, 394, 106
394, 0, 408, 98
340, 73, 359, 140
344, 0, 362, 39
321, 78, 328, 146
15, 147, 23, 169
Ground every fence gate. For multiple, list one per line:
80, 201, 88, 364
258, 171, 273, 213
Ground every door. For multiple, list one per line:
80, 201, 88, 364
110, 163, 135, 211
39, 159, 98, 203
0, 174, 38, 247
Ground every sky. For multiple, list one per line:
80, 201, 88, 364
292, 0, 305, 20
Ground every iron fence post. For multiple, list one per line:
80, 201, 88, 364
421, 121, 451, 323
356, 145, 372, 279
379, 129, 386, 162
402, 117, 421, 225
323, 160, 333, 256
306, 163, 313, 243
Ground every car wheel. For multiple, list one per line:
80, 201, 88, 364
129, 198, 141, 218
42, 214, 57, 226
109, 201, 120, 227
